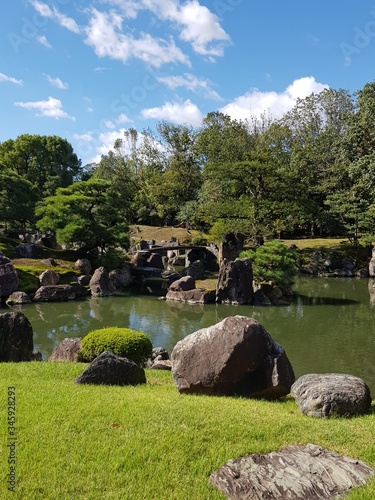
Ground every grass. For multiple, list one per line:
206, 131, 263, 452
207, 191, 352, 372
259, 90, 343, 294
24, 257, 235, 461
0, 363, 374, 499
129, 225, 208, 246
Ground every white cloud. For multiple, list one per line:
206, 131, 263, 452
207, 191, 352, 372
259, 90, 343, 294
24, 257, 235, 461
110, 0, 230, 57
30, 0, 80, 33
177, 0, 230, 56
84, 8, 190, 67
73, 132, 94, 142
14, 96, 76, 120
158, 73, 222, 100
36, 35, 52, 48
0, 73, 23, 85
220, 76, 329, 121
44, 74, 68, 89
116, 113, 132, 123
141, 99, 203, 126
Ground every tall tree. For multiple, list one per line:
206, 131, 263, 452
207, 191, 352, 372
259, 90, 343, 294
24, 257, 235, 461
0, 134, 81, 197
36, 179, 129, 253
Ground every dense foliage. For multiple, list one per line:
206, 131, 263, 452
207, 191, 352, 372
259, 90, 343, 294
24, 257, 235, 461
240, 241, 298, 289
78, 327, 153, 364
3, 80, 375, 250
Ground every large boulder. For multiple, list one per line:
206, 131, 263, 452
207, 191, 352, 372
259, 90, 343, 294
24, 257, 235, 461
89, 267, 114, 297
0, 311, 34, 361
74, 258, 92, 275
0, 253, 19, 301
33, 285, 76, 302
210, 443, 374, 500
14, 243, 41, 259
291, 373, 372, 418
49, 338, 82, 362
216, 258, 253, 305
171, 316, 295, 399
75, 351, 146, 386
39, 269, 60, 286
168, 276, 195, 292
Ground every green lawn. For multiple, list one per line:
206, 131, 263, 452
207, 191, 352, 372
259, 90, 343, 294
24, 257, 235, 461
1, 363, 374, 499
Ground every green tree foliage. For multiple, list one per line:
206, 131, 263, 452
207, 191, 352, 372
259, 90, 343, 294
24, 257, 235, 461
0, 134, 81, 197
0, 171, 37, 233
36, 179, 129, 252
240, 241, 298, 289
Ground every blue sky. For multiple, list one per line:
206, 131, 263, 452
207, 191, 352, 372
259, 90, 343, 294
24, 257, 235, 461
2, 0, 375, 165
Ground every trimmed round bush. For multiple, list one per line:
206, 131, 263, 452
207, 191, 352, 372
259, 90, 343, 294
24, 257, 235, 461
78, 327, 153, 365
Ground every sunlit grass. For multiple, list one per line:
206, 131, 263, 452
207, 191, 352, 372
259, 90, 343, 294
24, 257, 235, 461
0, 363, 374, 499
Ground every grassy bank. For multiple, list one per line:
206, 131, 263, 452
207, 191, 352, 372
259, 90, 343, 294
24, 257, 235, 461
1, 363, 374, 499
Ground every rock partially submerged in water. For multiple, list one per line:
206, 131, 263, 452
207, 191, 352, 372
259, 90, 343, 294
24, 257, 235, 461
210, 443, 374, 499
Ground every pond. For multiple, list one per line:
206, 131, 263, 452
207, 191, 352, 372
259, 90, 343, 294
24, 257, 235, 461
16, 276, 375, 394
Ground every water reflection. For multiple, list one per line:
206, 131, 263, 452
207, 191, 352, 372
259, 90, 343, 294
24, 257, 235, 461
13, 276, 375, 395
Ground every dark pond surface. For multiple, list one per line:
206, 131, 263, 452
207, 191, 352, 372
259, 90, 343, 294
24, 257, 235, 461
16, 276, 375, 394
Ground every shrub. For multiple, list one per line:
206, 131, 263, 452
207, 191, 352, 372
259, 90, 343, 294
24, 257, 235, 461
78, 327, 153, 365
240, 240, 298, 289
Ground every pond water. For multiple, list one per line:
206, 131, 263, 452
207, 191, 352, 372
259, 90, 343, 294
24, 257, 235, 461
16, 276, 375, 394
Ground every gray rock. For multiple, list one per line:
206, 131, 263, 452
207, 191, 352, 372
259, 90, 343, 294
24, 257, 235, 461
0, 253, 19, 299
109, 265, 132, 290
210, 443, 374, 499
75, 351, 146, 386
369, 247, 375, 277
171, 316, 295, 399
151, 360, 172, 370
39, 269, 60, 286
291, 373, 372, 418
166, 289, 215, 304
182, 260, 205, 280
49, 338, 82, 362
0, 311, 34, 361
74, 258, 92, 275
14, 243, 41, 259
169, 275, 195, 292
89, 267, 114, 297
6, 291, 31, 305
216, 258, 253, 305
33, 285, 76, 302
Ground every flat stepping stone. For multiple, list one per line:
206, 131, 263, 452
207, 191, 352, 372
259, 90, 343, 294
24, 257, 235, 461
210, 443, 374, 499
291, 373, 371, 418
